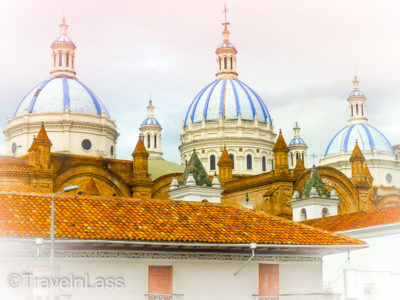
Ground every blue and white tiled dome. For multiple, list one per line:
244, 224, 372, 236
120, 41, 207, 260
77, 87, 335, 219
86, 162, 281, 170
54, 35, 73, 43
289, 137, 306, 145
348, 89, 364, 97
14, 77, 110, 118
184, 79, 272, 126
324, 124, 394, 156
141, 117, 160, 126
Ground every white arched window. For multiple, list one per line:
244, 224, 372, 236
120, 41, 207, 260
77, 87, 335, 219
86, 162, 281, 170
229, 154, 235, 169
154, 135, 157, 149
262, 156, 266, 172
58, 52, 62, 67
210, 155, 216, 171
224, 57, 227, 69
300, 208, 307, 221
246, 154, 252, 170
147, 134, 151, 148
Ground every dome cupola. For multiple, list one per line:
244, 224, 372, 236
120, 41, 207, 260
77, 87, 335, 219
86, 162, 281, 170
180, 6, 276, 176
347, 76, 368, 124
50, 17, 76, 78
215, 4, 238, 79
5, 18, 118, 158
320, 76, 398, 187
139, 100, 163, 159
288, 122, 308, 169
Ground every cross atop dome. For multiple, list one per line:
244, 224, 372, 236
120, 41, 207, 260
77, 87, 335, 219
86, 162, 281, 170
222, 4, 230, 44
215, 5, 238, 79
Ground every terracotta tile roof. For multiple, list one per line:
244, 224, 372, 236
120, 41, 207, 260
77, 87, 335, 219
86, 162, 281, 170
0, 156, 28, 166
302, 206, 400, 232
0, 192, 363, 246
350, 141, 364, 162
273, 130, 289, 152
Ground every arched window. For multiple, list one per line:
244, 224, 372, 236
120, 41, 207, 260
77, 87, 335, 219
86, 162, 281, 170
154, 135, 157, 149
224, 57, 227, 69
262, 156, 266, 172
59, 52, 62, 67
356, 104, 359, 114
219, 58, 222, 70
351, 105, 353, 116
72, 56, 74, 68
302, 153, 304, 163
296, 152, 299, 160
147, 134, 151, 148
53, 54, 56, 67
246, 154, 252, 170
361, 104, 364, 116
210, 155, 216, 171
271, 159, 274, 170
66, 53, 69, 67
229, 154, 235, 169
322, 207, 329, 218
230, 57, 233, 69
290, 153, 294, 166
300, 208, 307, 221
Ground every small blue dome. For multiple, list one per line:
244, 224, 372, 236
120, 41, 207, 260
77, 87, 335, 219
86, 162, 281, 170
141, 117, 160, 126
14, 77, 110, 118
184, 79, 272, 126
325, 123, 394, 156
218, 41, 235, 49
349, 90, 364, 97
54, 35, 73, 43
289, 137, 306, 145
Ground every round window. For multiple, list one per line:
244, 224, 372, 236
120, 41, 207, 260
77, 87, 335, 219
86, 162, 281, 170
11, 143, 17, 154
81, 139, 92, 151
386, 173, 393, 183
110, 145, 114, 156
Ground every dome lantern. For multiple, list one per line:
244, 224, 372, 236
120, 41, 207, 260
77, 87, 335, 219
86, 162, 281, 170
348, 75, 368, 124
215, 5, 238, 80
140, 100, 163, 160
50, 17, 76, 78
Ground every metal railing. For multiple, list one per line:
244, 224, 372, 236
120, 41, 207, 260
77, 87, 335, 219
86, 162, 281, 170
253, 293, 341, 300
144, 293, 184, 300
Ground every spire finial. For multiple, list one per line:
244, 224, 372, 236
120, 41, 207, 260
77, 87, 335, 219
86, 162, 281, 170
353, 75, 359, 91
59, 16, 68, 36
222, 4, 230, 43
147, 99, 155, 118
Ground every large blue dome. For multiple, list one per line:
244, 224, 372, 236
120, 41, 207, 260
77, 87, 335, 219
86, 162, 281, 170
324, 124, 394, 156
14, 77, 110, 118
184, 79, 272, 126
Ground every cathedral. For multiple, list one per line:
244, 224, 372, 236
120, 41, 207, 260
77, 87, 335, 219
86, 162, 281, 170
0, 14, 399, 219
1, 10, 400, 300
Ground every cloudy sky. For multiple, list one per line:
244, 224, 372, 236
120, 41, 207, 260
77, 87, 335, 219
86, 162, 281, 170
1, 0, 400, 166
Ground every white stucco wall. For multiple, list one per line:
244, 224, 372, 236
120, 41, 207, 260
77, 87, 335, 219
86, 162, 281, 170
323, 231, 400, 300
0, 252, 323, 300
